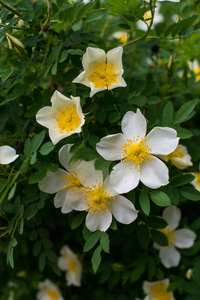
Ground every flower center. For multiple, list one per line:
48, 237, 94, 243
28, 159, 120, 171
68, 259, 78, 274
62, 171, 83, 190
193, 172, 200, 188
121, 137, 153, 167
55, 104, 81, 134
160, 228, 175, 246
46, 289, 60, 300
193, 67, 200, 81
83, 183, 114, 214
164, 147, 184, 161
89, 60, 119, 88
151, 282, 172, 300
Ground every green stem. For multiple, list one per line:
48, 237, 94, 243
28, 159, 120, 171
0, 0, 22, 16
41, 0, 52, 32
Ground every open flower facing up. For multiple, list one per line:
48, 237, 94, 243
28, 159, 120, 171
36, 90, 85, 145
38, 144, 85, 214
58, 245, 82, 287
0, 146, 19, 164
72, 47, 127, 97
161, 144, 193, 170
67, 160, 138, 232
36, 279, 63, 300
96, 109, 179, 194
143, 279, 175, 300
154, 206, 196, 268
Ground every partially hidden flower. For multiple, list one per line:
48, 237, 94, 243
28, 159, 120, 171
154, 206, 196, 268
111, 31, 128, 43
136, 4, 163, 31
143, 278, 175, 300
161, 144, 193, 170
38, 144, 85, 214
6, 33, 25, 54
58, 245, 82, 287
36, 90, 85, 145
96, 109, 179, 194
0, 146, 19, 164
188, 59, 200, 81
72, 47, 127, 97
36, 279, 63, 300
191, 165, 200, 192
67, 160, 138, 232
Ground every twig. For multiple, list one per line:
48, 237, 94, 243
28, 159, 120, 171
0, 0, 22, 17
41, 0, 52, 32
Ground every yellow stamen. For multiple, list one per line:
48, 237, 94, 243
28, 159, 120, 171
89, 60, 119, 88
83, 183, 114, 214
193, 172, 200, 189
68, 259, 78, 274
164, 147, 184, 162
46, 289, 60, 300
160, 228, 175, 245
121, 137, 153, 167
151, 282, 172, 300
62, 171, 83, 190
193, 67, 200, 81
55, 104, 81, 134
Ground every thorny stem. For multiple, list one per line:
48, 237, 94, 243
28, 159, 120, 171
0, 0, 22, 16
41, 0, 52, 32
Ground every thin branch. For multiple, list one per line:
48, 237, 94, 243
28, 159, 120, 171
41, 0, 52, 32
0, 0, 22, 17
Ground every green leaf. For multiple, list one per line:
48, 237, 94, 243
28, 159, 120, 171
39, 252, 46, 272
40, 142, 55, 155
130, 262, 146, 283
71, 213, 85, 230
162, 101, 173, 126
33, 240, 42, 256
174, 126, 193, 139
128, 0, 140, 12
91, 245, 102, 274
151, 229, 168, 246
145, 216, 168, 229
31, 131, 46, 153
172, 174, 195, 188
83, 231, 101, 252
75, 148, 99, 161
108, 111, 121, 123
29, 170, 47, 184
167, 187, 180, 205
150, 191, 171, 207
100, 232, 110, 253
180, 187, 200, 201
76, 2, 96, 22
193, 260, 200, 284
139, 191, 150, 215
47, 249, 57, 263
95, 156, 111, 170
137, 224, 150, 248
173, 100, 198, 125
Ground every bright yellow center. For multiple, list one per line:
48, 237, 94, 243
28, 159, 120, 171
83, 183, 114, 214
55, 104, 81, 134
164, 147, 184, 162
62, 171, 83, 190
160, 228, 175, 246
193, 172, 200, 188
151, 282, 172, 300
121, 137, 153, 167
89, 60, 119, 88
193, 67, 200, 81
68, 259, 78, 274
46, 289, 60, 300
144, 10, 152, 22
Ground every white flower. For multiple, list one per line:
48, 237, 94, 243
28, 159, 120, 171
191, 167, 200, 192
111, 31, 128, 43
154, 206, 196, 268
136, 4, 163, 31
36, 90, 85, 145
58, 245, 82, 287
36, 279, 63, 300
96, 109, 179, 194
143, 278, 175, 300
0, 146, 19, 164
38, 144, 85, 214
67, 160, 138, 232
188, 59, 200, 81
72, 47, 127, 97
161, 144, 193, 170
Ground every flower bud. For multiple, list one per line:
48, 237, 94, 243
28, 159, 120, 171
6, 33, 25, 54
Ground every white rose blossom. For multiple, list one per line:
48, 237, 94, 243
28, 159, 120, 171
36, 90, 85, 145
191, 168, 200, 192
96, 109, 179, 194
38, 144, 85, 214
0, 146, 19, 165
66, 160, 138, 232
154, 206, 196, 268
161, 144, 193, 170
58, 245, 82, 287
143, 278, 175, 300
36, 279, 64, 300
72, 46, 127, 97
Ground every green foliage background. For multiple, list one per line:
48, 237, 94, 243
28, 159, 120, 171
1, 0, 200, 299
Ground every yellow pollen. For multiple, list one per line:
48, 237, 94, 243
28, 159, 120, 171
89, 60, 119, 88
164, 147, 184, 162
193, 172, 200, 188
83, 183, 114, 214
121, 137, 153, 167
62, 171, 83, 190
68, 259, 78, 274
46, 289, 60, 300
55, 104, 81, 134
160, 228, 175, 246
151, 282, 172, 300
119, 34, 127, 43
193, 67, 200, 81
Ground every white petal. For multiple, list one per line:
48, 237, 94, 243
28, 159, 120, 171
103, 175, 118, 196
77, 160, 103, 187
0, 146, 19, 164
59, 144, 81, 172
54, 190, 67, 208
85, 210, 112, 232
109, 195, 138, 224
35, 106, 57, 129
38, 169, 67, 194
121, 109, 147, 139
107, 71, 127, 90
48, 129, 70, 145
89, 82, 107, 97
140, 156, 169, 189
66, 189, 88, 211
171, 155, 193, 170
191, 172, 200, 192
107, 47, 123, 72
61, 201, 73, 214
145, 127, 179, 155
82, 47, 106, 70
110, 160, 140, 194
96, 133, 126, 161
162, 206, 181, 230
159, 245, 180, 268
174, 229, 196, 249
50, 90, 71, 107
58, 256, 68, 271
